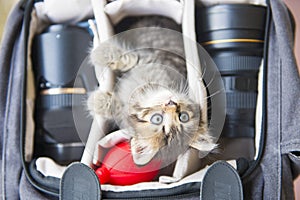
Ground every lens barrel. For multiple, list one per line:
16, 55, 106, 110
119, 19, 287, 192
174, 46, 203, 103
196, 4, 266, 138
32, 23, 97, 164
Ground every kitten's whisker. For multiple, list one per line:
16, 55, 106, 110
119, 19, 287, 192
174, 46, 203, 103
204, 70, 217, 89
179, 80, 189, 95
184, 81, 190, 94
200, 66, 208, 80
204, 89, 225, 100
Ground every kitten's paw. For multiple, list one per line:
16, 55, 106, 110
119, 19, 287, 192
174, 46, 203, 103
130, 138, 159, 166
87, 90, 114, 118
190, 133, 218, 158
90, 43, 138, 72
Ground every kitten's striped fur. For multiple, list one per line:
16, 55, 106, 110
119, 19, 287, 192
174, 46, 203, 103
88, 16, 216, 166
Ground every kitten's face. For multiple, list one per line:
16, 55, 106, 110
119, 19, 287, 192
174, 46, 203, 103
128, 88, 201, 165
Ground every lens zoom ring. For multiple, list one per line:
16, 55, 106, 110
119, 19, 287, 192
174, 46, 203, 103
226, 92, 257, 109
214, 56, 262, 72
38, 94, 86, 108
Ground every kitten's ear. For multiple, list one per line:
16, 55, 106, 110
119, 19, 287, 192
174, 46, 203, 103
130, 138, 159, 165
90, 43, 138, 72
189, 132, 217, 158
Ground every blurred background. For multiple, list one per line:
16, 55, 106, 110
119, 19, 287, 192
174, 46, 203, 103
0, 0, 299, 198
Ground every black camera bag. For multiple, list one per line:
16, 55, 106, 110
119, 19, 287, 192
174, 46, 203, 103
1, 0, 299, 199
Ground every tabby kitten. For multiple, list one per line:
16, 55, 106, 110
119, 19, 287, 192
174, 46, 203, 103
88, 16, 216, 166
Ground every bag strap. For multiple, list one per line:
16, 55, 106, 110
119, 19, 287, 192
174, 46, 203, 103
259, 0, 299, 199
60, 163, 101, 200
270, 0, 300, 154
200, 161, 243, 200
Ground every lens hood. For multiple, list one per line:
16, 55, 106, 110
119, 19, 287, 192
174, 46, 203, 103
196, 4, 266, 56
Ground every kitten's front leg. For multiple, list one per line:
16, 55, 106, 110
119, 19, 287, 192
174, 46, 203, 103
90, 43, 138, 72
87, 90, 121, 119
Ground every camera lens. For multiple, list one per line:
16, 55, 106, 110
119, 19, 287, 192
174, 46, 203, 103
32, 23, 97, 164
196, 4, 266, 139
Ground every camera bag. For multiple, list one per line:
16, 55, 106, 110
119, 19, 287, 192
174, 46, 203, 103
1, 0, 300, 199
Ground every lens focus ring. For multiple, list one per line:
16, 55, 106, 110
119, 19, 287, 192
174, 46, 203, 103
37, 93, 86, 109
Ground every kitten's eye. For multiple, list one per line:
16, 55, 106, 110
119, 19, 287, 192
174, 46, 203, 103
150, 114, 163, 125
179, 112, 189, 123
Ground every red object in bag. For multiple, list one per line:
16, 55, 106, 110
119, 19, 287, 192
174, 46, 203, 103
95, 142, 161, 185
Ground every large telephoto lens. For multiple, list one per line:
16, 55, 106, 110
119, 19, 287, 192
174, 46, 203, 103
32, 23, 96, 164
196, 4, 266, 141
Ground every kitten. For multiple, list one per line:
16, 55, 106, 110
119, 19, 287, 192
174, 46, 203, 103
88, 16, 216, 167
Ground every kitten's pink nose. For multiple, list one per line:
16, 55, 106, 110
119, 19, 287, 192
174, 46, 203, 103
165, 100, 177, 106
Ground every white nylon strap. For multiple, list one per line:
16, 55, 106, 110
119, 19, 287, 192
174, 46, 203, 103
182, 0, 207, 124
170, 0, 208, 180
81, 0, 115, 166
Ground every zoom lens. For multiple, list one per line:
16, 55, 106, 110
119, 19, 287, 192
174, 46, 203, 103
196, 4, 266, 139
32, 23, 97, 164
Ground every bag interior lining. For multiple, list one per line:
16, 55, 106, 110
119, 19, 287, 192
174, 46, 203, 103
24, 0, 264, 193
